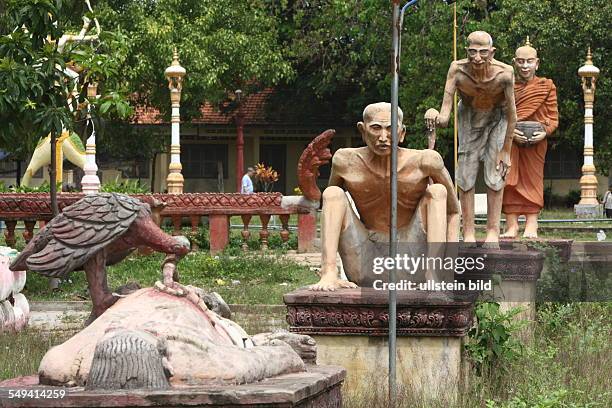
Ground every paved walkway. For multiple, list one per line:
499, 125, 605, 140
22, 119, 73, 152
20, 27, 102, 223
283, 251, 347, 280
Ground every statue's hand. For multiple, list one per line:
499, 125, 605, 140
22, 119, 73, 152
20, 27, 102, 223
513, 128, 528, 145
496, 150, 511, 179
309, 277, 357, 291
424, 108, 439, 131
531, 131, 546, 144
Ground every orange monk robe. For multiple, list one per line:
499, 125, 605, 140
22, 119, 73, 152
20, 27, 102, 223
503, 77, 558, 214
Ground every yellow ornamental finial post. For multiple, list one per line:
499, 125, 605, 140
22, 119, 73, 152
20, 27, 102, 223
525, 36, 531, 47
165, 48, 186, 194
586, 46, 593, 64
576, 46, 601, 216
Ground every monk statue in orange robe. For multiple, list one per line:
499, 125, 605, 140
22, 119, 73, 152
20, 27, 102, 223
501, 38, 559, 238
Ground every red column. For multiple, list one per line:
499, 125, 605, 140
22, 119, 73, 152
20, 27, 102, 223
209, 214, 230, 254
235, 112, 244, 192
297, 211, 317, 253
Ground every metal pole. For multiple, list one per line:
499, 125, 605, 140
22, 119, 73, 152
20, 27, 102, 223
390, 2, 453, 404
389, 1, 401, 405
453, 1, 458, 191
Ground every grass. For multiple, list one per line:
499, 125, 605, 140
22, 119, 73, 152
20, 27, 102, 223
0, 330, 72, 381
474, 229, 612, 241
21, 251, 318, 304
475, 207, 612, 230
1, 303, 609, 407
343, 302, 612, 408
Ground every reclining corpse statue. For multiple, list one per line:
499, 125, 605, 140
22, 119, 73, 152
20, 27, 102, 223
308, 102, 461, 291
10, 193, 315, 389
38, 285, 315, 388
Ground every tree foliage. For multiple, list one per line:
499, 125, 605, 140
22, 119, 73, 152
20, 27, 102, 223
275, 0, 611, 172
0, 0, 73, 160
1, 0, 610, 178
0, 0, 132, 159
95, 0, 294, 120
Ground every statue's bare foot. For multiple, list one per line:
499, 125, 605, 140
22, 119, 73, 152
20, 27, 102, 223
463, 231, 476, 243
309, 277, 357, 291
252, 330, 317, 364
522, 231, 538, 239
500, 229, 518, 239
462, 233, 477, 248
483, 230, 500, 249
482, 240, 500, 249
524, 216, 539, 239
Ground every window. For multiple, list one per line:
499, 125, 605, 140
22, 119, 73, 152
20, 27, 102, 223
183, 144, 228, 178
0, 158, 16, 177
544, 144, 582, 179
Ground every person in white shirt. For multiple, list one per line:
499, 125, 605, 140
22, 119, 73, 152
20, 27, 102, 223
241, 167, 255, 194
603, 186, 612, 218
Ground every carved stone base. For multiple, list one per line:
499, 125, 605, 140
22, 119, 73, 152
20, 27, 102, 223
0, 365, 345, 408
575, 203, 602, 219
284, 288, 475, 402
459, 245, 546, 339
497, 239, 573, 263
458, 246, 544, 283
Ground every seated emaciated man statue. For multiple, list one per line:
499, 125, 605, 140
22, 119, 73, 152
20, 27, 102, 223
501, 37, 559, 239
310, 102, 460, 291
426, 31, 517, 247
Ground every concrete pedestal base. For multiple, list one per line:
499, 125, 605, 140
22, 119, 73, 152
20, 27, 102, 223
0, 366, 345, 408
315, 335, 465, 402
575, 203, 602, 218
462, 244, 546, 339
284, 289, 475, 403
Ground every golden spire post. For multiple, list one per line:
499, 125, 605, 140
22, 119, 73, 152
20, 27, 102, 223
575, 47, 601, 217
165, 48, 186, 194
81, 82, 101, 194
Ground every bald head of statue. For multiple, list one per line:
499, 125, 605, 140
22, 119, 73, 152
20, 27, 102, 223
466, 31, 495, 72
513, 38, 539, 82
358, 102, 405, 157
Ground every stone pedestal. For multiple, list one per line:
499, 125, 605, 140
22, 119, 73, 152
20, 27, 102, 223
0, 366, 345, 407
498, 239, 573, 263
284, 288, 475, 402
575, 203, 602, 219
460, 245, 545, 332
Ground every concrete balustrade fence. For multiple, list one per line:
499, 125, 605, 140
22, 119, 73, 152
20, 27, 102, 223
0, 193, 318, 254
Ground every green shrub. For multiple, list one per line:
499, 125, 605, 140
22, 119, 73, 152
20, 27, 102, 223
185, 227, 210, 250
0, 180, 62, 193
565, 189, 581, 208
465, 302, 526, 376
100, 178, 149, 193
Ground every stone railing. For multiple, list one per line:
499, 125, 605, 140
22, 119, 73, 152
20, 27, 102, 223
0, 193, 318, 254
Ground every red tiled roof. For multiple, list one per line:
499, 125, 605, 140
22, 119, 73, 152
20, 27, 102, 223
132, 88, 273, 125
133, 106, 162, 124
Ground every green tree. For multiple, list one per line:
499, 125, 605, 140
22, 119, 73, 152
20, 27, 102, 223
1, 0, 76, 212
96, 0, 294, 120
273, 0, 611, 172
0, 0, 132, 211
